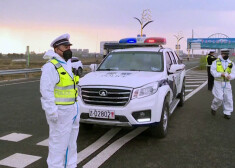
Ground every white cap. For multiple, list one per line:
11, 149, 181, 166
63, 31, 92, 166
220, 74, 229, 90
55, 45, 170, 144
209, 50, 215, 53
50, 33, 72, 48
221, 49, 229, 53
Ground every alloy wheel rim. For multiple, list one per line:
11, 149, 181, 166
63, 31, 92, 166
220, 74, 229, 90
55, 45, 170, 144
163, 108, 168, 131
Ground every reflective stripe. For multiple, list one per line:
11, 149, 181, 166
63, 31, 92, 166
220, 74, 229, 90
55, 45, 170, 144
55, 98, 75, 102
214, 78, 225, 82
55, 85, 74, 90
55, 63, 62, 69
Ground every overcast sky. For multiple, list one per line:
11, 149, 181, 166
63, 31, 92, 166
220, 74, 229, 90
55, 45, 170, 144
1, 0, 235, 54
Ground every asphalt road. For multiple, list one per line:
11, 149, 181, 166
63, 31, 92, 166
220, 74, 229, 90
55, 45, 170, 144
0, 59, 234, 168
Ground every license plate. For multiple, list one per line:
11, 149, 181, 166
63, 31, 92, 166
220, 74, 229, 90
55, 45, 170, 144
89, 109, 115, 119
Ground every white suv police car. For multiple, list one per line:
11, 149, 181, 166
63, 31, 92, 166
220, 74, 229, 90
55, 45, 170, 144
78, 37, 185, 138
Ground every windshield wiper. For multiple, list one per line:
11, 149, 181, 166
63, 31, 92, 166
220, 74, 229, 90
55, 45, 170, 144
129, 69, 141, 71
97, 68, 117, 71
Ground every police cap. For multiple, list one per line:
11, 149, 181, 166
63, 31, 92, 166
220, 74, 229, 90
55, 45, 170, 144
50, 33, 72, 48
221, 49, 230, 54
209, 50, 215, 54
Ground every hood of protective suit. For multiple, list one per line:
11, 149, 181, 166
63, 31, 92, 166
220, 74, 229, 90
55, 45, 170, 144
218, 55, 231, 62
43, 49, 63, 61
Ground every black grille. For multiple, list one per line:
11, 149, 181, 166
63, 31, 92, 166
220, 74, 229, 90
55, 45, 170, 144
81, 87, 131, 106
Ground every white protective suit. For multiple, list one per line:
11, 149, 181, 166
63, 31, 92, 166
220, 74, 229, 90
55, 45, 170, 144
40, 50, 80, 168
210, 55, 235, 115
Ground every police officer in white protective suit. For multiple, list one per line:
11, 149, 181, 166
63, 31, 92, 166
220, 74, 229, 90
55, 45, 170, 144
40, 33, 80, 168
211, 49, 235, 119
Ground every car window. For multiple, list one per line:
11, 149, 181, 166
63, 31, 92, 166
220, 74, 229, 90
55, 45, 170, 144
174, 51, 183, 64
165, 52, 172, 71
170, 51, 179, 64
168, 52, 176, 64
98, 52, 164, 72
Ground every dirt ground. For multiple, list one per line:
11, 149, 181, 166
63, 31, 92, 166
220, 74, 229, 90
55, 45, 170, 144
0, 57, 102, 81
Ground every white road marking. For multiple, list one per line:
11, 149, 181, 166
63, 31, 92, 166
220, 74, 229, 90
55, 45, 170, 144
186, 85, 200, 87
186, 81, 204, 84
185, 75, 207, 78
36, 139, 48, 146
186, 66, 198, 72
186, 72, 207, 75
185, 81, 208, 101
0, 153, 41, 168
77, 128, 121, 164
186, 77, 207, 79
83, 127, 148, 168
0, 80, 40, 87
185, 89, 193, 92
186, 79, 207, 81
0, 133, 32, 142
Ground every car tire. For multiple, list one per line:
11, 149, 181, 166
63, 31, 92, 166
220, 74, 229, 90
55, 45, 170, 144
178, 79, 185, 107
150, 98, 169, 138
78, 67, 83, 76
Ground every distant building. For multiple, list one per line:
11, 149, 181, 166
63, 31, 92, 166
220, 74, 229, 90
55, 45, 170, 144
71, 49, 78, 53
78, 49, 82, 54
82, 49, 89, 54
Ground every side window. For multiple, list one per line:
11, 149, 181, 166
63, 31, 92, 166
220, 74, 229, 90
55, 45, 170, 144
170, 51, 179, 64
174, 51, 182, 64
169, 52, 177, 64
165, 52, 172, 70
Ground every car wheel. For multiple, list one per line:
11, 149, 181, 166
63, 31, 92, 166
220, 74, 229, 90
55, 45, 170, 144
150, 98, 169, 138
77, 67, 83, 76
178, 79, 185, 107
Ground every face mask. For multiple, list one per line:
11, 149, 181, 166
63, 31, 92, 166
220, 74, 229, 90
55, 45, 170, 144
223, 55, 229, 60
62, 49, 72, 62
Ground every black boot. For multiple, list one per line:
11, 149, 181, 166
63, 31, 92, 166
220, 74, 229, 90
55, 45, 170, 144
211, 109, 216, 115
224, 114, 231, 119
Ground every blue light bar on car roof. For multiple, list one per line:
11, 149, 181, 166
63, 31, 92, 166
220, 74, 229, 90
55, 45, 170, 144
119, 38, 137, 44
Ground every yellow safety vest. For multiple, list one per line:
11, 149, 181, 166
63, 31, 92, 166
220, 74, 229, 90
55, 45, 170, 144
206, 54, 216, 66
215, 58, 232, 82
50, 59, 79, 105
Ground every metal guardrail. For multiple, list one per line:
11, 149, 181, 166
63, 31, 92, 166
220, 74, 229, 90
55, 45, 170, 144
0, 68, 41, 75
0, 65, 91, 76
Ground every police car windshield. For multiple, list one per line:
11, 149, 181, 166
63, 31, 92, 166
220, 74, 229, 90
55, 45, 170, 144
97, 52, 163, 72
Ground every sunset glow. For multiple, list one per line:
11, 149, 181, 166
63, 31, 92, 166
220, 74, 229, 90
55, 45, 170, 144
1, 0, 235, 54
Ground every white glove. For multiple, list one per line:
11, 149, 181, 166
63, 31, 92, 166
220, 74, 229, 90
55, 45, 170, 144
49, 112, 58, 123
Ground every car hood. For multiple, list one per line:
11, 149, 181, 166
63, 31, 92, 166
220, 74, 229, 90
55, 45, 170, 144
79, 71, 165, 88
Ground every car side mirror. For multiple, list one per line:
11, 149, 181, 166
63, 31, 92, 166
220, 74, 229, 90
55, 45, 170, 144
168, 64, 185, 74
90, 64, 98, 72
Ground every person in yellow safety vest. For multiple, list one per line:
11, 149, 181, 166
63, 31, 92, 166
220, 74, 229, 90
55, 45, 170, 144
40, 33, 80, 168
206, 50, 217, 91
210, 49, 235, 119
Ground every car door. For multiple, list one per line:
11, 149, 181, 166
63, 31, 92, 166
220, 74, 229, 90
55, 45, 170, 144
165, 51, 177, 98
168, 51, 181, 95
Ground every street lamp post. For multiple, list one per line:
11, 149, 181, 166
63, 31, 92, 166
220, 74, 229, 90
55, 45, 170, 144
134, 9, 153, 37
174, 33, 184, 56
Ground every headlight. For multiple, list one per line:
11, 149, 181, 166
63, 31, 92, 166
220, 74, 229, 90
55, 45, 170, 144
131, 82, 159, 99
